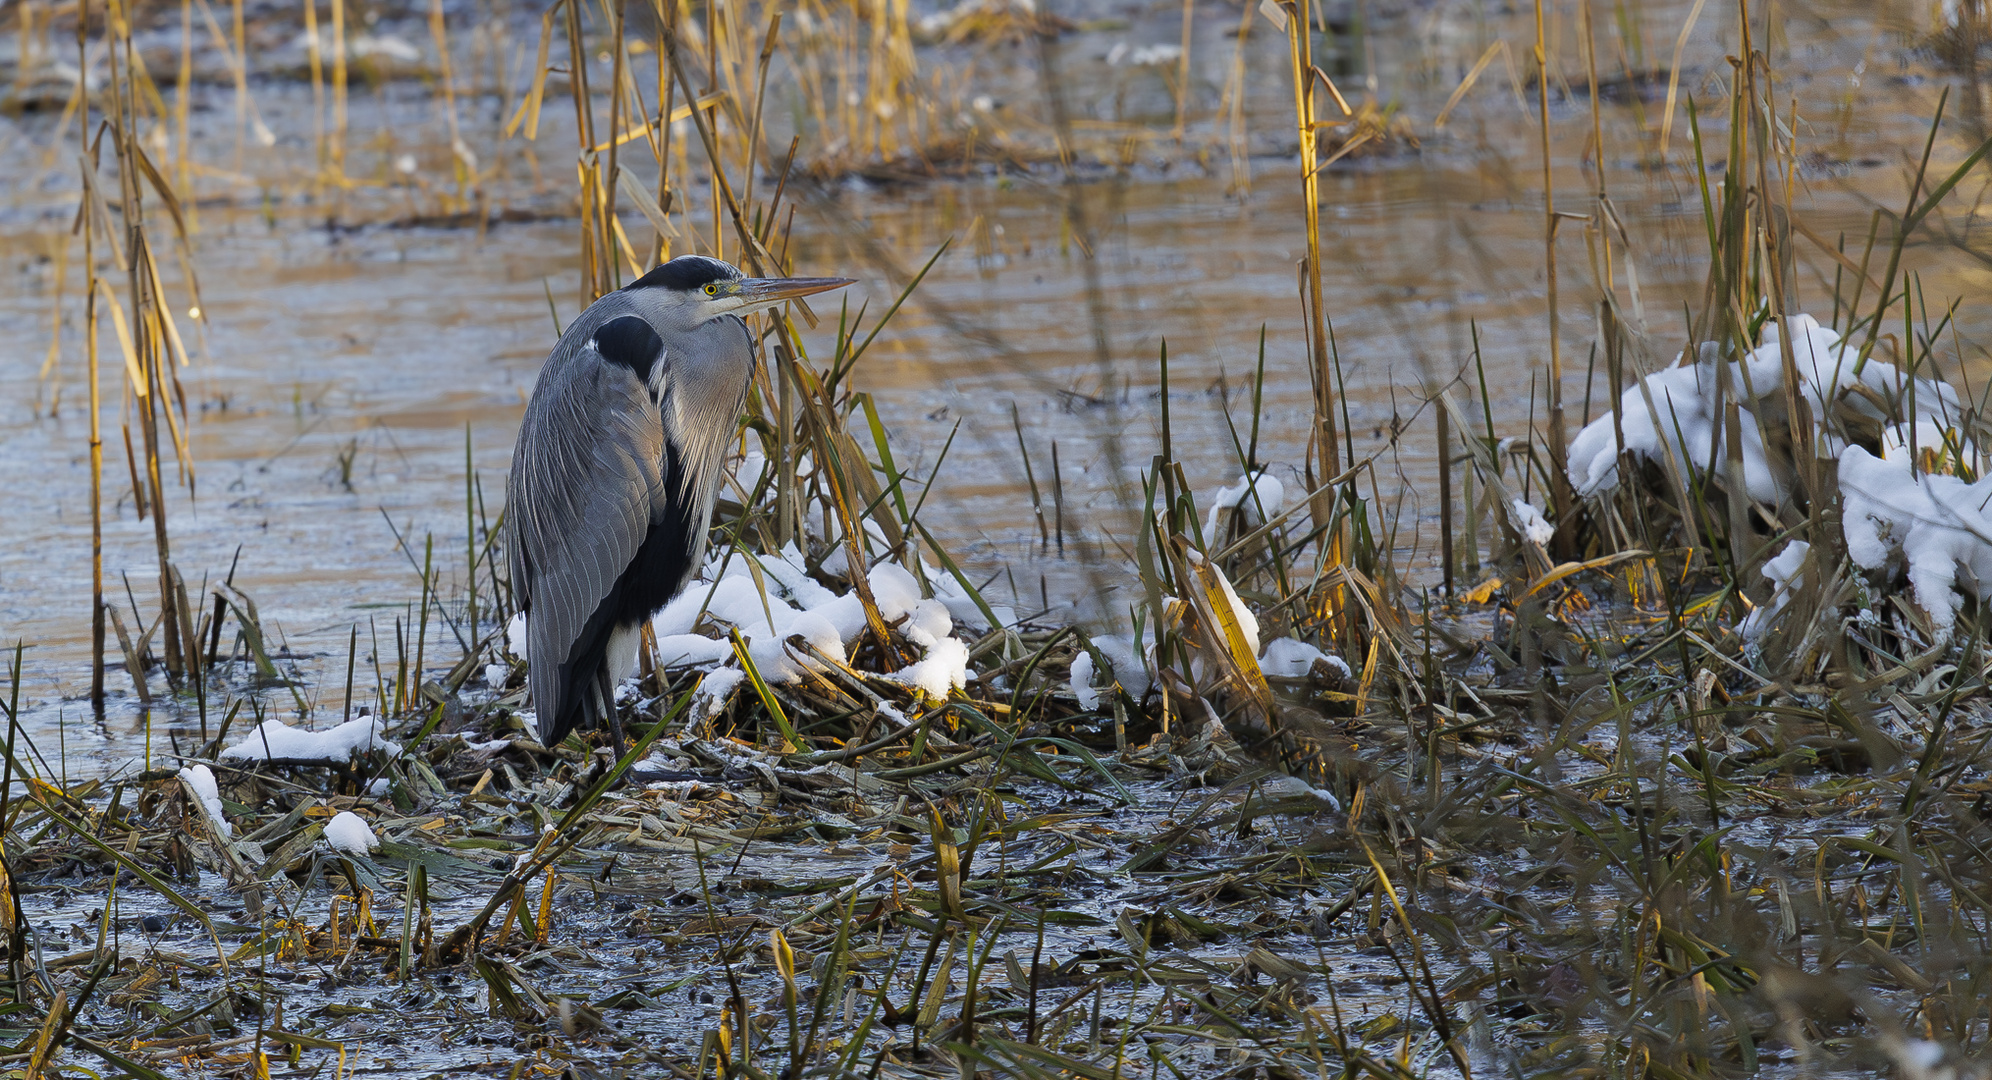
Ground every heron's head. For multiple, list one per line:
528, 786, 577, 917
626, 254, 852, 328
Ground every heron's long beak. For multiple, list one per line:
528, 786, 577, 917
733, 276, 854, 314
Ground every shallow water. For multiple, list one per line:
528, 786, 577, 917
6, 0, 1992, 763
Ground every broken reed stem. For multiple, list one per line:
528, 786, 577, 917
1583, 0, 1610, 294
604, 0, 626, 290
177, 0, 194, 202
1012, 403, 1049, 549
81, 0, 105, 716
1437, 400, 1452, 595
230, 0, 247, 167
564, 0, 598, 303
464, 425, 478, 660
1535, 0, 1573, 556
105, 25, 187, 685
1051, 440, 1066, 556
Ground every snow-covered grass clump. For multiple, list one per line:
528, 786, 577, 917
1560, 313, 1992, 639
221, 716, 399, 763
1069, 556, 1347, 711
1567, 314, 1961, 503
628, 543, 1013, 705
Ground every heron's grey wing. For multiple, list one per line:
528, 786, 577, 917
508, 324, 667, 741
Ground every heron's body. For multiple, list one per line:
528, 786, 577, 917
506, 256, 850, 746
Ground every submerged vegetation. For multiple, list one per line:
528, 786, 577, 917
11, 0, 1992, 1075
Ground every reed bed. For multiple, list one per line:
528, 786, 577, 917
8, 0, 1992, 1076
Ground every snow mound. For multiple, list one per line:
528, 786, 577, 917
323, 811, 380, 855
1091, 633, 1153, 701
1840, 444, 1992, 636
181, 764, 231, 838
1070, 651, 1100, 710
221, 716, 400, 763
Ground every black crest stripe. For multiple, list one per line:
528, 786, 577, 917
591, 315, 665, 383
626, 254, 736, 292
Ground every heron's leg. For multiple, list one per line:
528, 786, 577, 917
596, 662, 627, 750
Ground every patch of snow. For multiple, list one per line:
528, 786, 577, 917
1509, 500, 1556, 546
1259, 637, 1350, 679
1739, 540, 1811, 641
323, 811, 380, 856
220, 716, 399, 763
1203, 470, 1285, 544
730, 450, 771, 501
484, 663, 510, 689
505, 612, 528, 660
1107, 42, 1182, 66
647, 552, 978, 702
689, 666, 748, 727
295, 30, 423, 63
1070, 651, 1100, 711
1882, 418, 1976, 469
698, 666, 746, 702
890, 637, 970, 704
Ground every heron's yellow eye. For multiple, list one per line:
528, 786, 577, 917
703, 283, 720, 297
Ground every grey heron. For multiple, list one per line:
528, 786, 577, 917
507, 254, 852, 747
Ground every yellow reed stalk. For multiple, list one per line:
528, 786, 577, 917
428, 0, 468, 207
331, 0, 347, 177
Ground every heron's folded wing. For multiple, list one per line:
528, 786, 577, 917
509, 354, 666, 723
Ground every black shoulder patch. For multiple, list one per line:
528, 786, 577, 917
591, 315, 665, 383
625, 254, 739, 293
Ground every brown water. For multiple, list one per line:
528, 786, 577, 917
6, 0, 1992, 758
